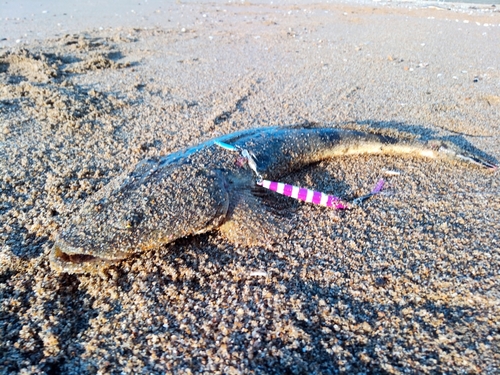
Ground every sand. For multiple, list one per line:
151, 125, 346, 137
1, 1, 499, 374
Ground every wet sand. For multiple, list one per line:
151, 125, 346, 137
1, 1, 499, 374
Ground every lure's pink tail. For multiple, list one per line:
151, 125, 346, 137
371, 179, 385, 195
257, 179, 348, 210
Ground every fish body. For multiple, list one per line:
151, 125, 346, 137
50, 125, 496, 273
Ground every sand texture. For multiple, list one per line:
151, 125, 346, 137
1, 1, 500, 374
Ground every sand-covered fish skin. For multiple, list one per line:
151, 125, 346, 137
50, 126, 496, 273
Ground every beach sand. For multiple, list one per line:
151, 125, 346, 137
1, 1, 499, 373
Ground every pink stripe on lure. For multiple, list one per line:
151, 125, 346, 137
257, 179, 349, 210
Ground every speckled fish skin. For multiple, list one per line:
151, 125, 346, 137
50, 126, 496, 273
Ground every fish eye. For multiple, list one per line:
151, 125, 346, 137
94, 198, 108, 212
121, 210, 144, 229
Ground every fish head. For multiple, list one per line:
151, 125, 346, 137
50, 160, 229, 274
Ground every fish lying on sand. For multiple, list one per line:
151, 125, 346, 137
50, 125, 496, 274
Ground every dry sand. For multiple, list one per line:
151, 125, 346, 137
1, 1, 500, 374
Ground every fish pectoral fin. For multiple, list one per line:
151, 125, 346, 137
218, 193, 290, 248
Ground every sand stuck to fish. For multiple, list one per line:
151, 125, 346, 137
1, 1, 499, 374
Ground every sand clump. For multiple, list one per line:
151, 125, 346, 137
0, 38, 129, 133
1, 2, 500, 374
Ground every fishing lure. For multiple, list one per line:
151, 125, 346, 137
371, 178, 385, 194
351, 178, 385, 205
216, 140, 385, 209
214, 140, 240, 152
256, 179, 349, 210
215, 140, 261, 179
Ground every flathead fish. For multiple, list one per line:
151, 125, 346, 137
50, 125, 496, 273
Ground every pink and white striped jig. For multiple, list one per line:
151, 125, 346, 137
256, 179, 349, 210
215, 140, 385, 209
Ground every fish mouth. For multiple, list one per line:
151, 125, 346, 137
50, 241, 127, 274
